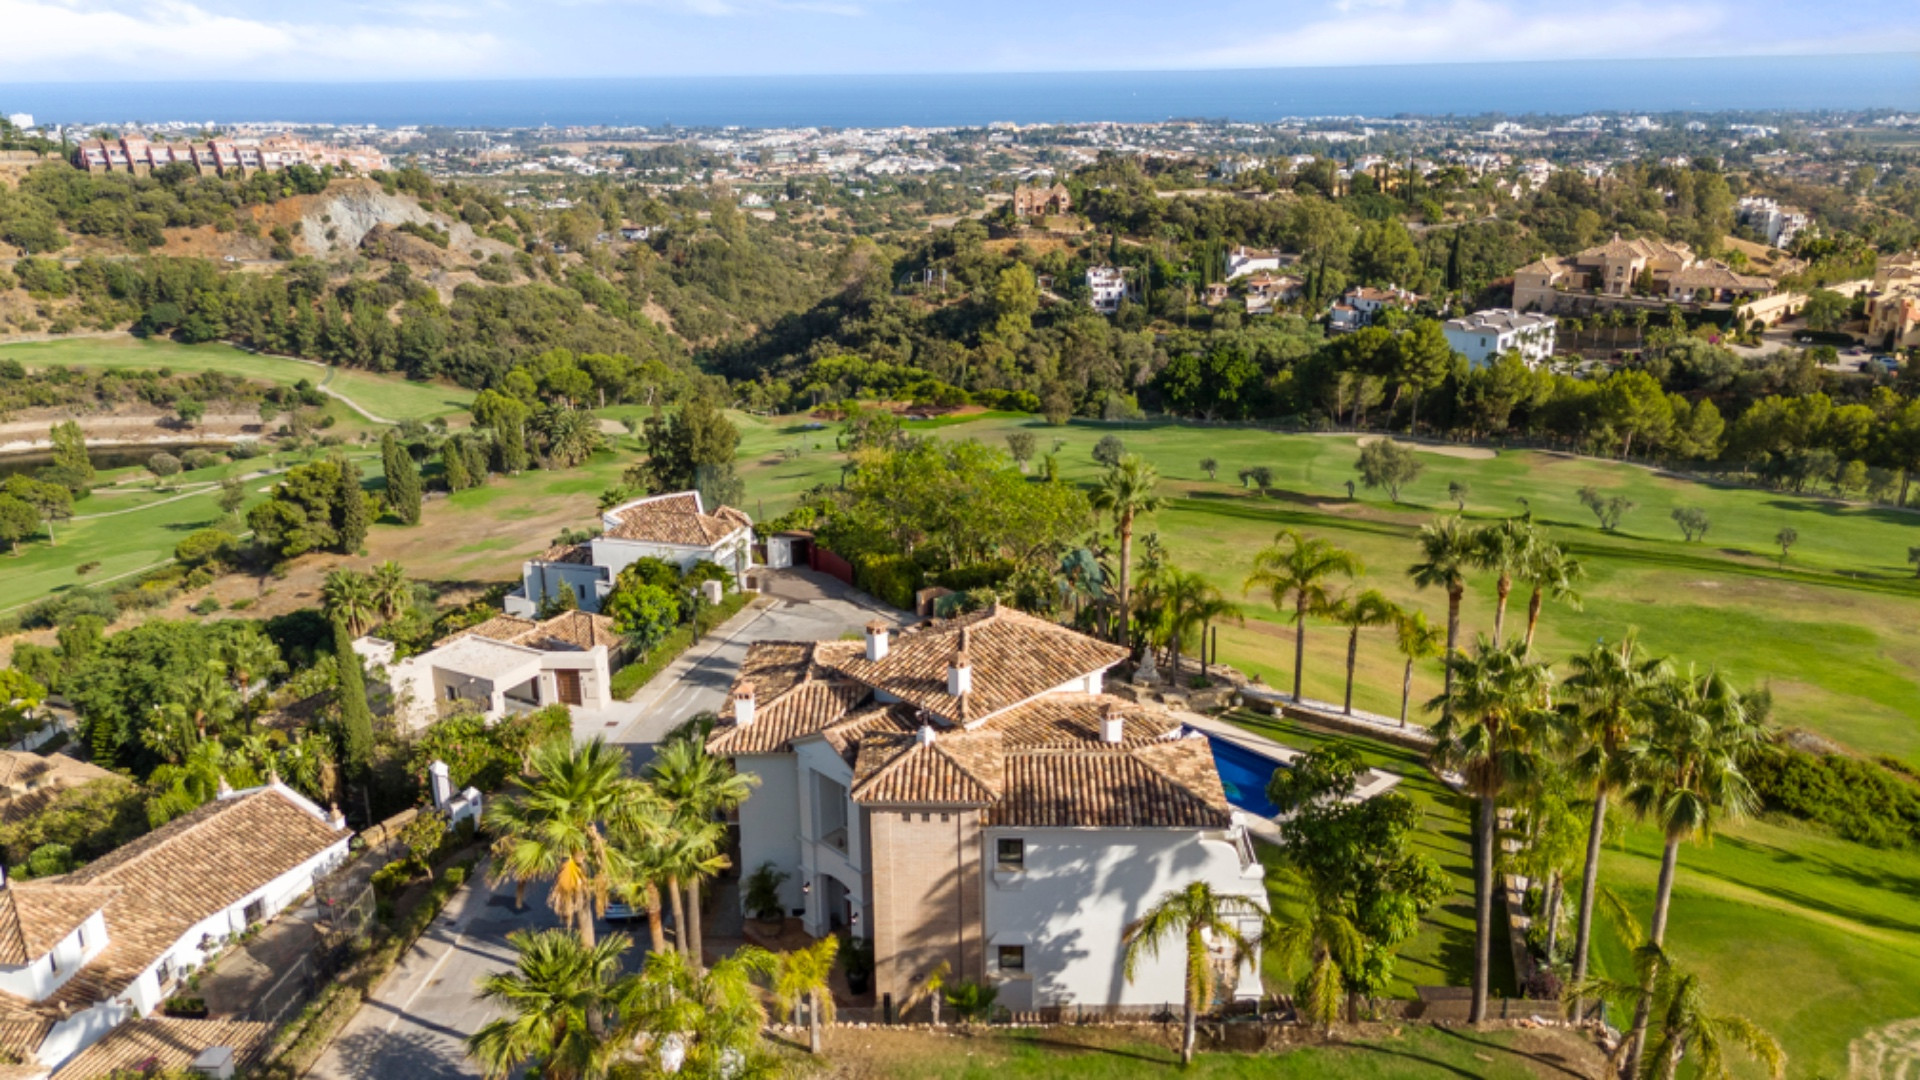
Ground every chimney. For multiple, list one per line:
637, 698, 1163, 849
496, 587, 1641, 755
733, 681, 757, 726
429, 760, 453, 809
946, 650, 972, 697
1101, 704, 1125, 744
916, 724, 937, 746
328, 804, 347, 831
864, 620, 890, 662
216, 774, 234, 799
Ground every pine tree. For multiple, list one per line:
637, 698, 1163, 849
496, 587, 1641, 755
382, 432, 423, 525
335, 457, 370, 553
333, 617, 374, 774
441, 438, 472, 491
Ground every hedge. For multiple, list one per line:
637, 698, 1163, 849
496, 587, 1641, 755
610, 591, 754, 701
1747, 745, 1920, 848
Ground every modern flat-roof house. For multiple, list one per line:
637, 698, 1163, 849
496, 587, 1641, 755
705, 605, 1265, 1016
0, 784, 349, 1069
1443, 309, 1559, 367
1512, 234, 1778, 315
1086, 266, 1130, 315
505, 492, 754, 618
1225, 246, 1295, 280
364, 609, 621, 731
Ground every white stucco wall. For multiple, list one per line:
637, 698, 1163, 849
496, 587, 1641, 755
517, 561, 612, 615
734, 754, 804, 915
793, 739, 868, 937
35, 1000, 128, 1067
980, 826, 1264, 1010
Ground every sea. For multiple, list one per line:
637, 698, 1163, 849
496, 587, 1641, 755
2, 55, 1917, 129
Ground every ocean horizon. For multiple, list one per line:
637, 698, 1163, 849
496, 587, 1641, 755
2, 54, 1917, 129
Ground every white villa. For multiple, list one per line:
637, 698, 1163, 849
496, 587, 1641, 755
362, 609, 621, 731
1225, 246, 1294, 280
1086, 266, 1129, 315
505, 492, 754, 618
0, 783, 349, 1068
1443, 308, 1559, 367
705, 605, 1264, 1015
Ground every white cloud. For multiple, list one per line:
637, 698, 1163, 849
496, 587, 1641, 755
1196, 0, 1729, 67
0, 0, 503, 78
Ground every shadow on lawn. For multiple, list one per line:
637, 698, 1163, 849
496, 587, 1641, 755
1433, 1027, 1590, 1079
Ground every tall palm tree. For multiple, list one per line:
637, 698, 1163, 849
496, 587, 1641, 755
1261, 875, 1363, 1030
1088, 454, 1163, 649
773, 936, 839, 1055
277, 733, 338, 806
485, 736, 646, 947
467, 928, 630, 1080
1619, 667, 1763, 1078
1473, 518, 1534, 645
1409, 516, 1476, 710
655, 819, 729, 965
615, 945, 781, 1079
220, 630, 284, 709
648, 737, 757, 969
607, 804, 678, 956
369, 560, 410, 624
1428, 636, 1555, 1023
1518, 538, 1584, 653
1121, 881, 1263, 1066
322, 569, 377, 637
1151, 568, 1240, 677
1330, 588, 1397, 716
1560, 632, 1663, 1019
1392, 609, 1446, 728
1244, 529, 1360, 703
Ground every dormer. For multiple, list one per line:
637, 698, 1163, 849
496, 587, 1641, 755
0, 875, 117, 1005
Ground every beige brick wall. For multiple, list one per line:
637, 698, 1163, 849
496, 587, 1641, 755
866, 808, 983, 1006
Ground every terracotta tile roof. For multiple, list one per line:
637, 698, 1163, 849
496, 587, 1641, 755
817, 704, 920, 763
718, 642, 865, 719
986, 694, 1182, 749
0, 754, 117, 827
440, 611, 617, 652
852, 729, 1003, 806
0, 882, 119, 965
602, 491, 753, 547
439, 615, 538, 647
536, 542, 594, 564
0, 1015, 49, 1061
987, 737, 1232, 828
822, 605, 1126, 726
50, 1017, 271, 1080
55, 787, 346, 1003
0, 1064, 47, 1080
706, 681, 873, 755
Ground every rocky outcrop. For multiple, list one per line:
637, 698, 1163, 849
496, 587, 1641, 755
299, 181, 431, 256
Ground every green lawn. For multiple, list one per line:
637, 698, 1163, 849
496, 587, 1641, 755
2, 337, 473, 422
825, 1024, 1600, 1079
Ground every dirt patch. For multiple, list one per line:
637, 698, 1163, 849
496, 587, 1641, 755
1354, 434, 1497, 461
0, 409, 266, 449
1850, 1017, 1920, 1079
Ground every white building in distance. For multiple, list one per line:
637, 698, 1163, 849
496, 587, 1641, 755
1444, 309, 1558, 367
1086, 266, 1129, 314
505, 491, 754, 617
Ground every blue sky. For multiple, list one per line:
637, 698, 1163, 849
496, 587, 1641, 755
4, 0, 1917, 81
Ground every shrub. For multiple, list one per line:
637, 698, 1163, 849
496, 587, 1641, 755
1747, 744, 1920, 848
854, 553, 922, 610
943, 980, 999, 1022
174, 527, 238, 567
1092, 434, 1126, 467
190, 596, 221, 616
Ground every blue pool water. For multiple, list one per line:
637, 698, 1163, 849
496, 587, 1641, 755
1195, 731, 1286, 819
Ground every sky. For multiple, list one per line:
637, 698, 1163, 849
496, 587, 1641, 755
3, 0, 1919, 81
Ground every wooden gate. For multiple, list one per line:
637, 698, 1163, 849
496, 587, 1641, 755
556, 669, 583, 706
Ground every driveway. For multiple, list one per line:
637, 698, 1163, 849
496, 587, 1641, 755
587, 569, 907, 769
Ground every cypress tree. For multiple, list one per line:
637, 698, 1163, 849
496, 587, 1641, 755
333, 617, 374, 774
441, 437, 471, 491
382, 432, 422, 525
336, 457, 369, 553
463, 438, 491, 487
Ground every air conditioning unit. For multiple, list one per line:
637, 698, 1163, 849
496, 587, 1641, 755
189, 1046, 235, 1080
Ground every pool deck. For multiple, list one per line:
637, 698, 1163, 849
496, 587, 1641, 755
1174, 709, 1403, 845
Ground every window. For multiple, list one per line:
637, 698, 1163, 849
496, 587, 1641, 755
244, 898, 267, 926
75, 924, 86, 951
156, 957, 174, 986
998, 945, 1026, 973
996, 838, 1025, 872
47, 951, 57, 975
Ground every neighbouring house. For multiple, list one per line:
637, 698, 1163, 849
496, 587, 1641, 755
0, 784, 349, 1069
1866, 254, 1920, 350
705, 605, 1265, 1015
0, 753, 116, 827
1086, 266, 1129, 315
365, 609, 620, 731
1328, 284, 1418, 331
505, 491, 754, 617
1225, 246, 1294, 280
47, 1017, 271, 1080
1443, 309, 1559, 367
1512, 233, 1779, 315
71, 133, 386, 176
1243, 272, 1305, 315
1011, 183, 1071, 218
1736, 196, 1810, 249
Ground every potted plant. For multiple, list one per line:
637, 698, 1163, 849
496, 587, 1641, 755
840, 933, 874, 997
744, 862, 789, 932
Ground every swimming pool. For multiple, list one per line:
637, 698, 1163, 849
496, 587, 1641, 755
1192, 729, 1288, 819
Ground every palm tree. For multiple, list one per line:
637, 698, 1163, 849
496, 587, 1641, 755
1261, 876, 1363, 1030
1428, 636, 1555, 1023
277, 733, 338, 806
900, 959, 952, 1025
655, 819, 729, 965
147, 741, 263, 825
1088, 454, 1163, 649
1151, 568, 1240, 677
1560, 632, 1662, 1019
369, 560, 410, 624
1121, 881, 1263, 1066
1619, 667, 1763, 1077
1330, 588, 1397, 716
1244, 529, 1360, 703
220, 631, 284, 710
1409, 516, 1476, 709
616, 945, 780, 1079
1518, 537, 1584, 653
607, 805, 678, 956
773, 936, 839, 1055
467, 928, 630, 1080
648, 737, 757, 968
1473, 518, 1534, 645
322, 569, 376, 637
1391, 609, 1445, 728
484, 736, 645, 947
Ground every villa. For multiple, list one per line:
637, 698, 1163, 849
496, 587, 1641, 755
360, 609, 622, 730
505, 491, 754, 617
1512, 234, 1778, 315
704, 605, 1265, 1015
1443, 309, 1559, 368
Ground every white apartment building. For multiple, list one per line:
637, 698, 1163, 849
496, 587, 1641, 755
1443, 308, 1559, 368
1737, 196, 1810, 249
